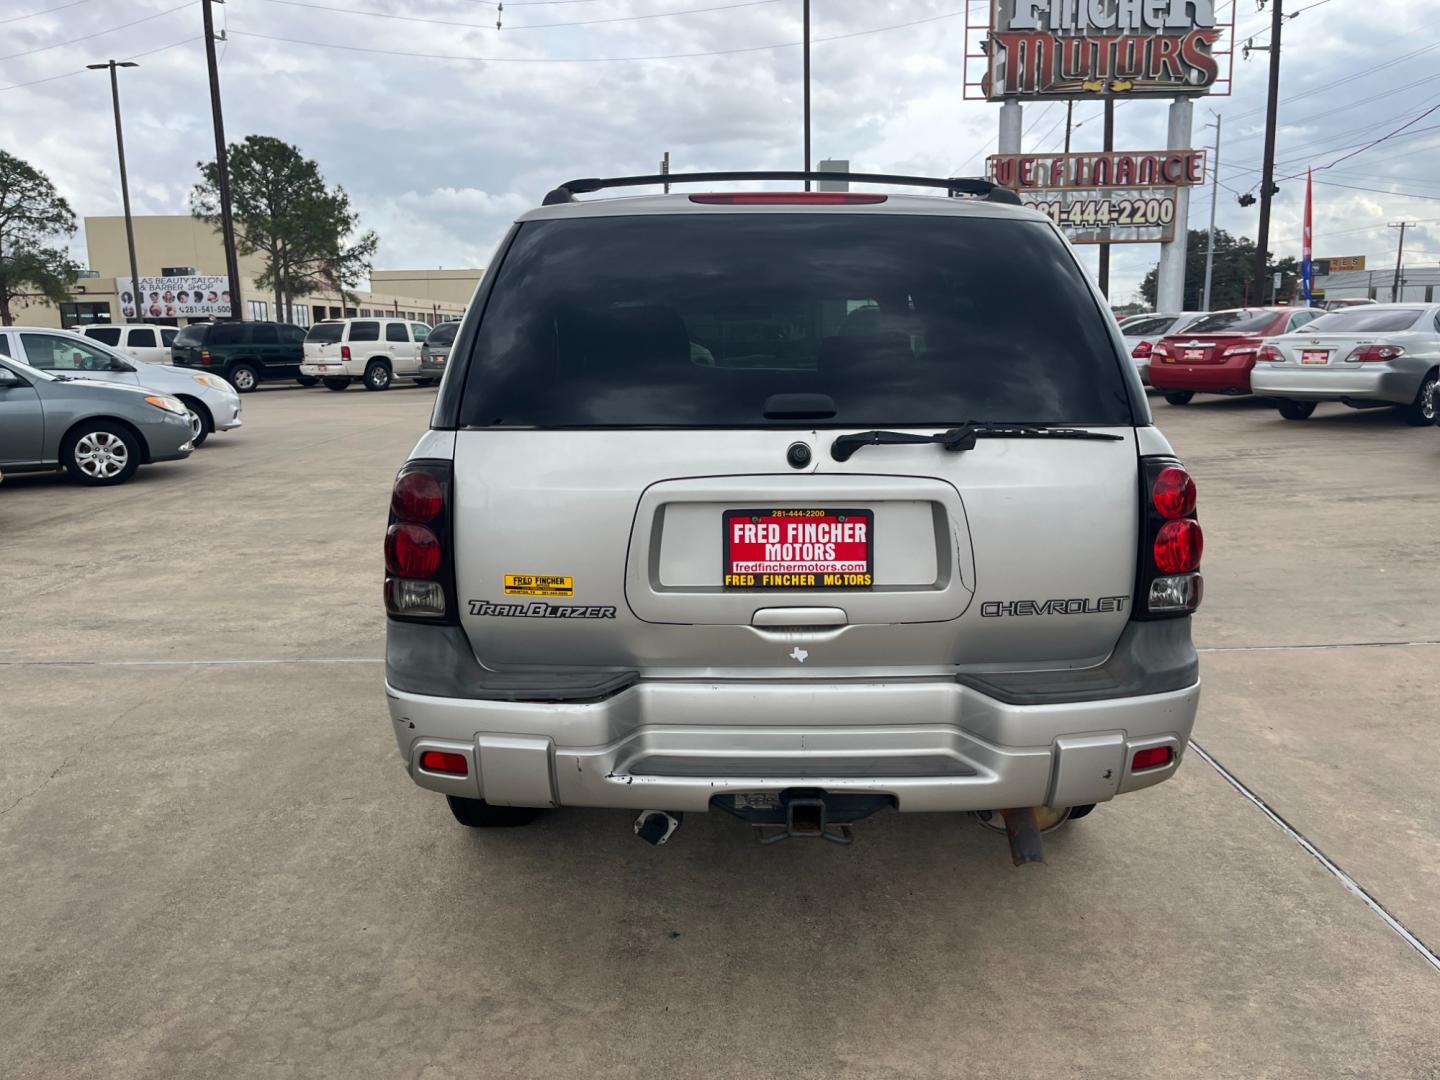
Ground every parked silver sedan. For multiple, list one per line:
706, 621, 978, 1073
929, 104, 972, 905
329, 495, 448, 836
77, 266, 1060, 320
0, 354, 193, 485
1252, 303, 1440, 425
1, 326, 241, 446
1121, 311, 1205, 385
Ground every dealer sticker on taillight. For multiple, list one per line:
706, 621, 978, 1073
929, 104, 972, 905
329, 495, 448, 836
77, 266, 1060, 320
723, 508, 873, 590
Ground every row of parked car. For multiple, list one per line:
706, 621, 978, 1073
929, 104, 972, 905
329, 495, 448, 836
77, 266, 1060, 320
1120, 300, 1440, 427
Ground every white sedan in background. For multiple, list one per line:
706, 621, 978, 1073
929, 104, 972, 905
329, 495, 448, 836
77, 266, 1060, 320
1, 326, 242, 446
1121, 311, 1206, 385
1252, 303, 1440, 425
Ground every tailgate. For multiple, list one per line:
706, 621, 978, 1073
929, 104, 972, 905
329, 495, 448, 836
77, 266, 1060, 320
453, 429, 1139, 677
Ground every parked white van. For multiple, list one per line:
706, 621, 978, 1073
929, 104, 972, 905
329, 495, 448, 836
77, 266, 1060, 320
80, 324, 179, 366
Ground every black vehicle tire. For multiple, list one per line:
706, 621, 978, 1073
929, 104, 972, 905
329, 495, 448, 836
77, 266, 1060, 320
297, 375, 319, 387
323, 378, 350, 391
61, 420, 142, 486
1401, 370, 1438, 427
446, 795, 543, 828
228, 363, 260, 393
363, 360, 393, 391
178, 397, 213, 446
1164, 391, 1194, 406
1277, 400, 1317, 421
1067, 804, 1097, 821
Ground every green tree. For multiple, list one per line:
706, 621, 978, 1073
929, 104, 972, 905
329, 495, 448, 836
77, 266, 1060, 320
0, 149, 80, 326
1140, 228, 1300, 310
191, 135, 377, 320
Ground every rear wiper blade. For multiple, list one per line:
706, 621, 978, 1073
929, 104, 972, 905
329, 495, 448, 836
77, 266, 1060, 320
830, 424, 1123, 462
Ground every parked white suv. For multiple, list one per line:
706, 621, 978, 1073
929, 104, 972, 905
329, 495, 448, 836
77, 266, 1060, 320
382, 171, 1204, 862
300, 318, 432, 390
80, 323, 179, 365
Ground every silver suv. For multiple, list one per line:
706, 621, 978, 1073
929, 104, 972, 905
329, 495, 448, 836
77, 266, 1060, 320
382, 171, 1204, 862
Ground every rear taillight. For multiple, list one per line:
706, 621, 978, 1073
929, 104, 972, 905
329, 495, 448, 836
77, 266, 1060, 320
1347, 344, 1404, 362
689, 192, 887, 205
199, 349, 212, 365
1221, 344, 1257, 358
384, 460, 455, 622
1131, 340, 1153, 359
1132, 746, 1173, 771
1256, 344, 1283, 363
419, 750, 468, 776
341, 345, 352, 360
1136, 457, 1203, 619
1150, 342, 1170, 359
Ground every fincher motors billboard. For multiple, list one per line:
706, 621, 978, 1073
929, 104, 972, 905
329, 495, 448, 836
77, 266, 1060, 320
970, 0, 1232, 100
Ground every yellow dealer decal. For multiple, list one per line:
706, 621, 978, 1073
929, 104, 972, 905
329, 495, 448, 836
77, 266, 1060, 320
503, 574, 574, 597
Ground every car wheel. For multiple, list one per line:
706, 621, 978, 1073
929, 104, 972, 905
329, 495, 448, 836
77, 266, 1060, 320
1277, 400, 1317, 421
1401, 371, 1438, 427
1164, 391, 1194, 406
323, 378, 350, 391
297, 376, 318, 387
228, 364, 260, 393
446, 795, 543, 828
179, 397, 213, 446
363, 361, 393, 391
62, 421, 141, 486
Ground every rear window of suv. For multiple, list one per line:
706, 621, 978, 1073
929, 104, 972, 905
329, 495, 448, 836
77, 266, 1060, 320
456, 214, 1131, 428
306, 323, 344, 343
175, 325, 209, 346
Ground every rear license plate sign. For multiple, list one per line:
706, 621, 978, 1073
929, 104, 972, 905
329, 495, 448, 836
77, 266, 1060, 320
723, 508, 873, 590
1183, 348, 1206, 361
1301, 350, 1329, 364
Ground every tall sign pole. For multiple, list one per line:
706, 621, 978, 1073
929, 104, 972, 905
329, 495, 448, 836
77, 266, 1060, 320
1252, 0, 1284, 304
1097, 99, 1114, 298
1201, 113, 1221, 311
1155, 97, 1195, 311
202, 0, 242, 321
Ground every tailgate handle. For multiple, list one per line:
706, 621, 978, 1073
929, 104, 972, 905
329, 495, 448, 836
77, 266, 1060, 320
751, 607, 848, 628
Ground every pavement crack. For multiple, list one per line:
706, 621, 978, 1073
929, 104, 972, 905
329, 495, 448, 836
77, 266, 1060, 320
1190, 738, 1440, 975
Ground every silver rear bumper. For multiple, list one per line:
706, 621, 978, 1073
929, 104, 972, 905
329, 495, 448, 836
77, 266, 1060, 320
386, 677, 1200, 812
1251, 363, 1423, 404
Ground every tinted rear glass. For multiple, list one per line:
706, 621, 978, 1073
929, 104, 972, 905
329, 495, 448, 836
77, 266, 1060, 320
351, 321, 381, 342
252, 324, 279, 345
209, 322, 245, 345
1304, 308, 1424, 333
458, 215, 1130, 427
175, 325, 208, 346
85, 327, 122, 346
307, 323, 344, 343
427, 322, 458, 347
1182, 310, 1278, 334
1123, 316, 1177, 337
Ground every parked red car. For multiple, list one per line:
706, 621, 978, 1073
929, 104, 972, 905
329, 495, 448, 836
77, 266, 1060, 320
1148, 307, 1323, 404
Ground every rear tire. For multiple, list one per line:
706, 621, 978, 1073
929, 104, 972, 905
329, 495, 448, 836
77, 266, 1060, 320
1164, 391, 1194, 406
228, 364, 260, 393
297, 375, 318, 387
363, 361, 392, 391
62, 421, 141, 486
1401, 371, 1438, 427
446, 795, 543, 828
323, 378, 350, 391
1277, 400, 1317, 421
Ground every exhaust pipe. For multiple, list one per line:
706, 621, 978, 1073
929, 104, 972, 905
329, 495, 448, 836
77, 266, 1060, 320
634, 810, 682, 846
1000, 807, 1045, 866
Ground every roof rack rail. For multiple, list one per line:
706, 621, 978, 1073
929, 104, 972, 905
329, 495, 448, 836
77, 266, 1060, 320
541, 170, 1021, 207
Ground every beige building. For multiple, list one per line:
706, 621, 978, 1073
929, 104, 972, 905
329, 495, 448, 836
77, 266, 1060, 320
8, 214, 483, 330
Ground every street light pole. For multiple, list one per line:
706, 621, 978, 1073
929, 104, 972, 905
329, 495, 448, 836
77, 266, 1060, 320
202, 0, 243, 321
88, 60, 141, 322
1201, 113, 1222, 311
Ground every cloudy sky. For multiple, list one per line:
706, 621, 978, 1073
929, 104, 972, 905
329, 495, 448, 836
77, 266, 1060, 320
2, 0, 1438, 301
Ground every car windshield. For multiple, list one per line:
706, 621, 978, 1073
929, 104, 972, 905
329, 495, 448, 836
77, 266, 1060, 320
1181, 310, 1277, 334
1123, 315, 1179, 337
427, 322, 458, 347
307, 323, 344, 343
457, 214, 1132, 428
1303, 308, 1424, 333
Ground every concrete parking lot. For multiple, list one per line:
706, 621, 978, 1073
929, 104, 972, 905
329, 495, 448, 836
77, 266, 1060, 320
3, 386, 1438, 1079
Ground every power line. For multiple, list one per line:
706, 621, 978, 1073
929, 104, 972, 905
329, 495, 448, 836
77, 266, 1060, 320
255, 0, 791, 32
0, 34, 198, 92
0, 0, 93, 25
229, 8, 967, 63
0, 1, 191, 62
1228, 32, 1440, 121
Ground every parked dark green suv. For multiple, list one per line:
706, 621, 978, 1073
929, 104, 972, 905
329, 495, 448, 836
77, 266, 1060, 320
171, 321, 311, 392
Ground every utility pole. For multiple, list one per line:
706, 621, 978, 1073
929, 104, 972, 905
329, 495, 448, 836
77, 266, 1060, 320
202, 0, 243, 321
1251, 0, 1283, 304
802, 0, 811, 190
88, 60, 141, 323
1389, 222, 1412, 301
1097, 98, 1114, 298
1201, 113, 1221, 311
660, 151, 670, 194
1063, 100, 1074, 154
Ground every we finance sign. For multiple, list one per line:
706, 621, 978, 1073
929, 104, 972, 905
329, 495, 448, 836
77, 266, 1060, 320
967, 0, 1233, 100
